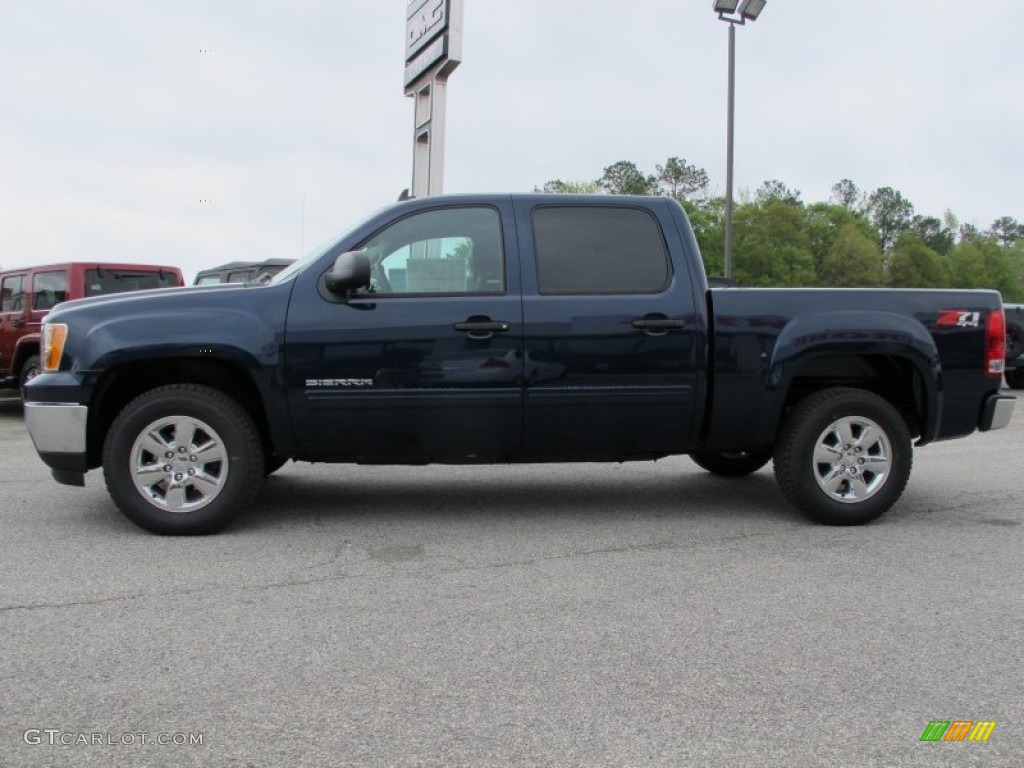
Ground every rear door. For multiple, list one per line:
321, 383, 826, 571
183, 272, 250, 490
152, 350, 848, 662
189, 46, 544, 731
285, 201, 525, 462
514, 199, 702, 458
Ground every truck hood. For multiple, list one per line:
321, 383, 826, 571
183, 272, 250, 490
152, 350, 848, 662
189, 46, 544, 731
45, 282, 250, 323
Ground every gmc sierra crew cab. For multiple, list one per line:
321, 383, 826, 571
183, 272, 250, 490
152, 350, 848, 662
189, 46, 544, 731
23, 194, 1015, 534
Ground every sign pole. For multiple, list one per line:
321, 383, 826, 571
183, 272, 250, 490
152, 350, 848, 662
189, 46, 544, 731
404, 0, 463, 198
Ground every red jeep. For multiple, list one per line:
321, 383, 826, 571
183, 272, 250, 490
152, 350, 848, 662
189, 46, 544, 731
0, 262, 183, 391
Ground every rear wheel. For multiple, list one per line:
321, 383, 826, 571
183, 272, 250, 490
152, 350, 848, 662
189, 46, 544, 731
102, 384, 264, 535
774, 388, 912, 525
1006, 369, 1024, 390
691, 450, 771, 477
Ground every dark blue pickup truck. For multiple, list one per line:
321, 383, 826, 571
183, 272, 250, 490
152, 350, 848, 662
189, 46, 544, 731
24, 194, 1015, 534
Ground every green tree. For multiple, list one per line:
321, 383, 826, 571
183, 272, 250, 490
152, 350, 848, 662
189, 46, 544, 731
1005, 241, 1024, 301
683, 197, 725, 276
887, 233, 947, 288
655, 157, 709, 200
910, 215, 955, 255
865, 187, 914, 252
958, 222, 980, 242
830, 178, 862, 211
947, 238, 1019, 296
598, 161, 656, 195
819, 223, 885, 287
534, 179, 600, 194
733, 199, 816, 287
988, 216, 1024, 248
756, 179, 802, 207
804, 202, 878, 284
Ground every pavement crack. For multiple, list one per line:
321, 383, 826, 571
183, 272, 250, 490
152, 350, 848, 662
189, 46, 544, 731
0, 567, 376, 613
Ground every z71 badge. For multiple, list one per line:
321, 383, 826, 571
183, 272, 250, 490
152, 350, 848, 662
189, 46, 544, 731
936, 310, 981, 328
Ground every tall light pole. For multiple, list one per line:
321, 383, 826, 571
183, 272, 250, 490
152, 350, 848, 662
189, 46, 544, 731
713, 0, 766, 279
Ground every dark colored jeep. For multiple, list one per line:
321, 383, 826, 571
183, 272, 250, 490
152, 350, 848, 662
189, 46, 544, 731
193, 259, 294, 286
1005, 303, 1024, 389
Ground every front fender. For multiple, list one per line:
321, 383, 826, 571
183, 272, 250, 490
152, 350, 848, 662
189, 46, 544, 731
79, 308, 280, 375
13, 333, 42, 364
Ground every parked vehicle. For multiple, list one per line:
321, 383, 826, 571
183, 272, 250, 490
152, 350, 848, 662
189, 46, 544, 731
193, 259, 294, 285
1004, 303, 1023, 389
24, 195, 1014, 534
1, 262, 183, 391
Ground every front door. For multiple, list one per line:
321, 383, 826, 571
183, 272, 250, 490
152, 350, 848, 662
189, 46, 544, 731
0, 273, 28, 377
286, 202, 524, 462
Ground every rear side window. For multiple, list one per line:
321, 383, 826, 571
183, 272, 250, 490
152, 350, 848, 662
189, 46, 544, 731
32, 270, 68, 310
84, 269, 179, 296
532, 206, 671, 294
1, 275, 25, 311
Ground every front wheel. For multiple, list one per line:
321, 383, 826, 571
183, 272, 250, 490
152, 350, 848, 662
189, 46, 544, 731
691, 450, 771, 477
19, 354, 41, 396
773, 388, 912, 525
102, 384, 265, 534
1005, 368, 1024, 390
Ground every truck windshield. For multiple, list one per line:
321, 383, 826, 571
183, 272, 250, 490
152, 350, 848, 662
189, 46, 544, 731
84, 270, 178, 296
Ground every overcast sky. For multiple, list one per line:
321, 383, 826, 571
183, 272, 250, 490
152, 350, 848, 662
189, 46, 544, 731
2, 1, 1022, 281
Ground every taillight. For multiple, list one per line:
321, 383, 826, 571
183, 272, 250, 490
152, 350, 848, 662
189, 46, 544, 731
986, 308, 1005, 377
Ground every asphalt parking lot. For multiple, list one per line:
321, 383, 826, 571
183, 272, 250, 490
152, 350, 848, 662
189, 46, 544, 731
1, 390, 1021, 767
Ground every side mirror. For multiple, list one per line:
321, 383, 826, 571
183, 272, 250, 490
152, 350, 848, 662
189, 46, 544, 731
324, 250, 371, 296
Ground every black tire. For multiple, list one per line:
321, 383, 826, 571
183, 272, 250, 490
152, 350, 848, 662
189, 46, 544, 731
18, 354, 41, 396
264, 455, 288, 476
102, 384, 264, 535
774, 387, 912, 526
1005, 369, 1024, 390
691, 450, 771, 477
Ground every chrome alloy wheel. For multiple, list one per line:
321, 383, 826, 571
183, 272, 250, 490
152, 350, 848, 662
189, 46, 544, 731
130, 416, 229, 512
812, 416, 892, 504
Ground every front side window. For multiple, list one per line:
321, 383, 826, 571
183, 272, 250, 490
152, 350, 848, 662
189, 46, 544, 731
1, 275, 25, 311
32, 270, 68, 310
532, 207, 671, 295
357, 207, 504, 295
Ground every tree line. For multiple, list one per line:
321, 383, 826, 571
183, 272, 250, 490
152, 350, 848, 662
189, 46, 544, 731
536, 159, 1024, 301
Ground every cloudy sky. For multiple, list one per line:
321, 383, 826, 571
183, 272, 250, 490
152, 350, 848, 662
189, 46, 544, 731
2, 1, 1022, 281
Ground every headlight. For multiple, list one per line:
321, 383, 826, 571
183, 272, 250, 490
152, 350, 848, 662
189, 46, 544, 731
42, 323, 68, 371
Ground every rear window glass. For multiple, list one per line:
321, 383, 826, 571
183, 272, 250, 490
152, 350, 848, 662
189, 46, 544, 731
84, 269, 178, 296
532, 206, 671, 294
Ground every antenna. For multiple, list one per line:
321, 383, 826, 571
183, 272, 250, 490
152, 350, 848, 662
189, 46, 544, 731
300, 190, 306, 255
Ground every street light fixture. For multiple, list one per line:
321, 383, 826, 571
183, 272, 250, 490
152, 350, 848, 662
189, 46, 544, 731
713, 0, 767, 278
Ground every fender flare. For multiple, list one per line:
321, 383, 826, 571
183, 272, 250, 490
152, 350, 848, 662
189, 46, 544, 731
760, 310, 942, 445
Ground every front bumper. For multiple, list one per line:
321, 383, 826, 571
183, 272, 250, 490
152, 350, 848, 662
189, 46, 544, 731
979, 393, 1015, 432
24, 402, 88, 485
